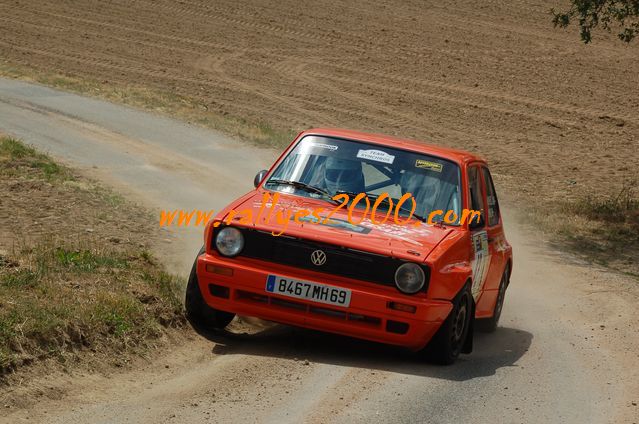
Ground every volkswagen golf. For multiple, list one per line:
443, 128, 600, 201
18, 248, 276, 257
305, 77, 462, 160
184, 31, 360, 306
185, 128, 513, 364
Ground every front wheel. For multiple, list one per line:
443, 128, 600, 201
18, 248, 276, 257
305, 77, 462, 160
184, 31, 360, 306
420, 284, 473, 365
185, 248, 235, 332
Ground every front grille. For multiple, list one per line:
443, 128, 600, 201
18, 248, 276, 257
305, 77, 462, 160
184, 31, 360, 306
216, 227, 429, 290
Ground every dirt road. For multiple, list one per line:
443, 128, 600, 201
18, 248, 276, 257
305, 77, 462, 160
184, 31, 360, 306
1, 79, 638, 423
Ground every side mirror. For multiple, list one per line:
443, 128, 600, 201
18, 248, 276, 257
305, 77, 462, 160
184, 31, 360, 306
254, 170, 268, 188
469, 215, 485, 230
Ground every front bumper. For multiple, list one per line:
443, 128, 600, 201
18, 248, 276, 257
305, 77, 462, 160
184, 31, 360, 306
197, 253, 452, 350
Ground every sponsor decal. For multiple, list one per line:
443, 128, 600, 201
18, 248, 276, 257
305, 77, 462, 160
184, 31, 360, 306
415, 159, 443, 172
309, 142, 338, 151
470, 230, 490, 300
356, 149, 395, 164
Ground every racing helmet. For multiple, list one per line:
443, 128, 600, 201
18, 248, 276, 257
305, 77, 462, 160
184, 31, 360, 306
324, 157, 365, 194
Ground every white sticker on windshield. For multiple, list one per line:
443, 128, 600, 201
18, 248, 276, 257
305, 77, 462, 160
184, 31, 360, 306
356, 149, 395, 164
310, 142, 338, 151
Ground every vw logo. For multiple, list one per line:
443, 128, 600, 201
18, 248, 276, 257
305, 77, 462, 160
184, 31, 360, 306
310, 250, 327, 266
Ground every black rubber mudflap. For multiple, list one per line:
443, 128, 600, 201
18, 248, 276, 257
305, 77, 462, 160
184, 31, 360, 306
462, 297, 475, 354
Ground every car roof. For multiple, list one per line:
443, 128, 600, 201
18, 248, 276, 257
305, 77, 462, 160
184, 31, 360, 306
300, 128, 486, 166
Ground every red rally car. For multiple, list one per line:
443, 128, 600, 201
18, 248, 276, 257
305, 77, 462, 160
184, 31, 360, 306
186, 128, 513, 364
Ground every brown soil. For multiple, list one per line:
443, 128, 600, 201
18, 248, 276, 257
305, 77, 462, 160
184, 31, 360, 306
0, 150, 153, 255
1, 0, 637, 202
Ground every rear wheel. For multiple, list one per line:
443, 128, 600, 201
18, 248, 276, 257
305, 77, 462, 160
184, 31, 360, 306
476, 265, 509, 333
185, 248, 235, 332
421, 284, 473, 365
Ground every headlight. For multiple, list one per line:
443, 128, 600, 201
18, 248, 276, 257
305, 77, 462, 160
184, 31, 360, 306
394, 263, 425, 294
215, 227, 244, 257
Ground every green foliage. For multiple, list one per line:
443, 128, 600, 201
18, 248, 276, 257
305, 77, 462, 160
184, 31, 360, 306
0, 137, 38, 158
552, 0, 639, 43
1, 269, 41, 288
53, 247, 129, 271
0, 136, 72, 181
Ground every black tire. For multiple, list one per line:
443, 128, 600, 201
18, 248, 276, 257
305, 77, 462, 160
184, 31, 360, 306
476, 265, 509, 333
421, 284, 473, 365
185, 247, 235, 332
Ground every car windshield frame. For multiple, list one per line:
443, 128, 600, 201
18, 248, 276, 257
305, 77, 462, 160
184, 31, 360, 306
263, 135, 463, 225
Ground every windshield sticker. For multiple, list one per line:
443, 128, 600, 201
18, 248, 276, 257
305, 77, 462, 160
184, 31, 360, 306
415, 160, 443, 172
357, 149, 395, 164
310, 142, 338, 151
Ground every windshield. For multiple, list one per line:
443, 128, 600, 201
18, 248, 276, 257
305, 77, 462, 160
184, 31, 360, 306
265, 135, 462, 222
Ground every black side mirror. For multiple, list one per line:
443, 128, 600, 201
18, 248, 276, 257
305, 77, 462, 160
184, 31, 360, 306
254, 170, 268, 188
469, 215, 485, 230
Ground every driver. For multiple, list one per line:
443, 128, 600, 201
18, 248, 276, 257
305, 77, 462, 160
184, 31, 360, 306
323, 157, 365, 194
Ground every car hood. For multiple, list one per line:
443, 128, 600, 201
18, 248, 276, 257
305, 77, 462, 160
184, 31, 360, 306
224, 191, 453, 261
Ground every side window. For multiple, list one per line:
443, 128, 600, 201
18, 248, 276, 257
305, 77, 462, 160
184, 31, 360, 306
482, 167, 501, 227
468, 166, 485, 228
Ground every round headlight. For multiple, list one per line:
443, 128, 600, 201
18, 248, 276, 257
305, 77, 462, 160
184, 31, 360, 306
394, 263, 425, 294
215, 227, 244, 257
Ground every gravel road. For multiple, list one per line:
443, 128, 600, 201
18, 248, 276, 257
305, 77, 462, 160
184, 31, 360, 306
1, 78, 637, 423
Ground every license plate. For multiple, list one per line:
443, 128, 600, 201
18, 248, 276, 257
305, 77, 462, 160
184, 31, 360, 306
265, 275, 351, 307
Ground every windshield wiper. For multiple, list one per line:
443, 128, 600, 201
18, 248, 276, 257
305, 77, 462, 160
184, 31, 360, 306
265, 179, 339, 204
395, 204, 427, 222
335, 190, 391, 206
334, 189, 361, 199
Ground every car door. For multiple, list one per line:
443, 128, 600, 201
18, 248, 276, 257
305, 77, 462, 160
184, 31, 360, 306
467, 164, 490, 301
481, 166, 507, 292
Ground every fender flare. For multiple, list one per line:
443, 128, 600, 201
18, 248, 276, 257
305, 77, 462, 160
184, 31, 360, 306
429, 261, 474, 301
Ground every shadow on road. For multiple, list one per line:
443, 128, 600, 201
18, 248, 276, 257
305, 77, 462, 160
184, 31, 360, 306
196, 320, 532, 381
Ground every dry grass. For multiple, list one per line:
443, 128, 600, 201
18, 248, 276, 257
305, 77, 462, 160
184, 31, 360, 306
0, 137, 185, 376
523, 182, 639, 278
0, 244, 184, 374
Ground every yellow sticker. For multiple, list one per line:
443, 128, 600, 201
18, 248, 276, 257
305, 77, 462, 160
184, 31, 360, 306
415, 160, 443, 172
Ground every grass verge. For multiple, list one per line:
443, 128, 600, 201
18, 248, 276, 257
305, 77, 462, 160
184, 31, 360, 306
0, 136, 185, 376
0, 136, 72, 182
523, 181, 639, 279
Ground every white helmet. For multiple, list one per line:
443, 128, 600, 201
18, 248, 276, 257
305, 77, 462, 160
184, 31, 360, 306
324, 157, 364, 194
